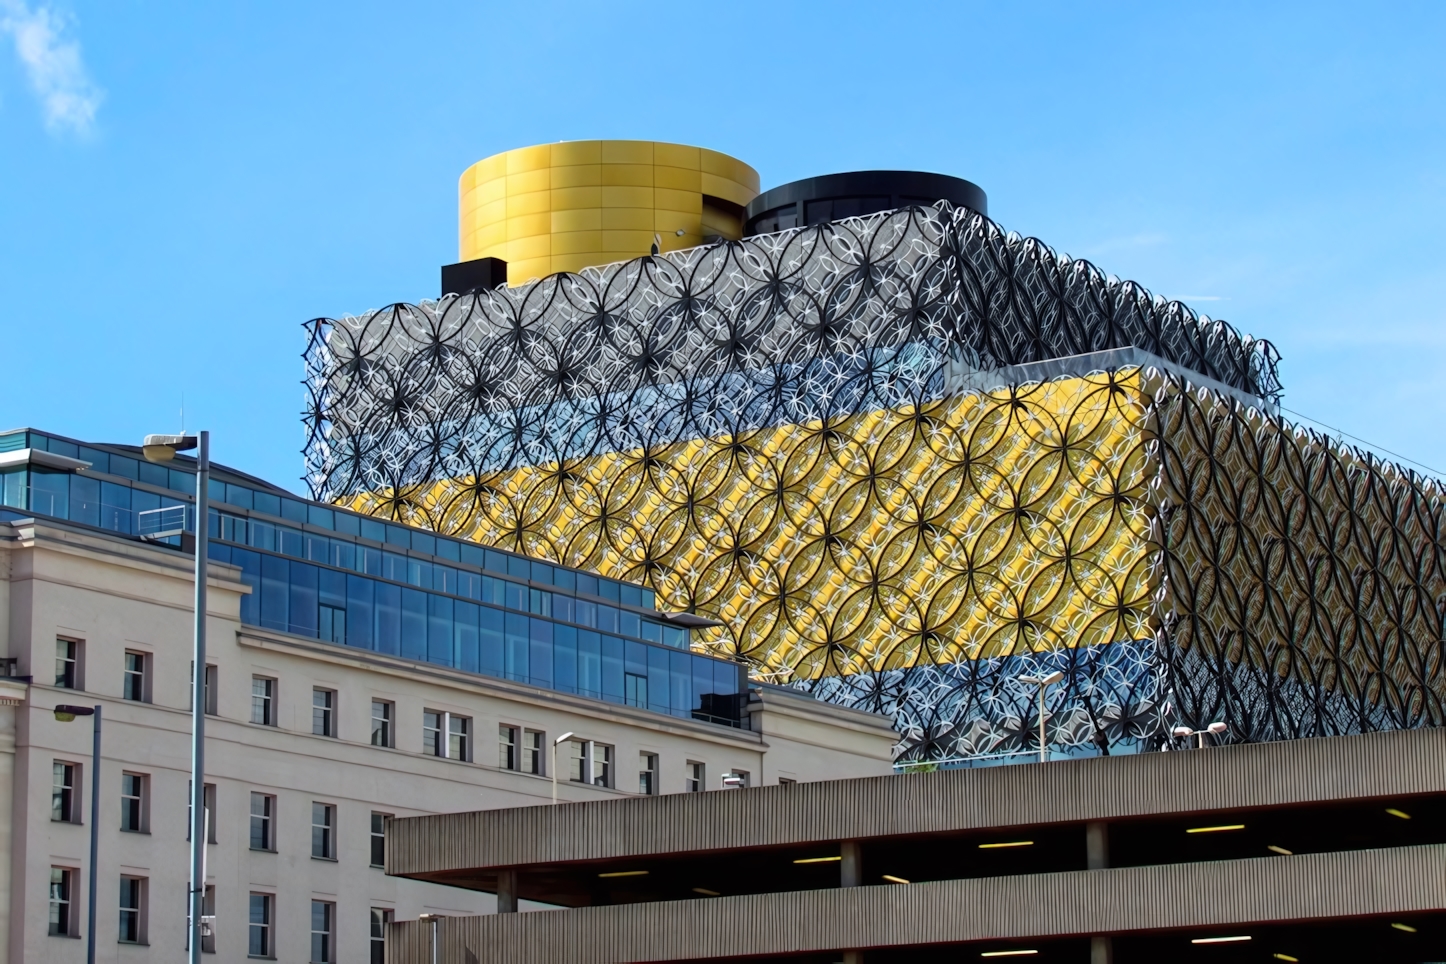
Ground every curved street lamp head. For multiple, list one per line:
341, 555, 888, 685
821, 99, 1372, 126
1018, 671, 1064, 687
1172, 726, 1193, 738
141, 433, 199, 464
1207, 722, 1229, 735
53, 704, 95, 723
554, 731, 575, 746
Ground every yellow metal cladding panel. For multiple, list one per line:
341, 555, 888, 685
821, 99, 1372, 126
343, 371, 1157, 681
458, 141, 760, 282
549, 231, 603, 255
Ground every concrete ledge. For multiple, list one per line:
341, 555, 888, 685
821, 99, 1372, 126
388, 727, 1446, 875
389, 843, 1446, 963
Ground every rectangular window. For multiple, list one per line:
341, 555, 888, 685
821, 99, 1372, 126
311, 802, 335, 859
121, 772, 148, 832
49, 867, 74, 936
118, 875, 146, 944
686, 761, 704, 793
722, 769, 750, 789
370, 812, 389, 868
312, 689, 336, 737
186, 781, 218, 843
522, 729, 543, 775
370, 700, 393, 747
52, 762, 77, 822
249, 793, 275, 851
567, 741, 612, 787
202, 884, 216, 953
639, 752, 658, 795
55, 637, 80, 689
423, 710, 443, 757
449, 714, 471, 761
248, 893, 273, 958
319, 603, 346, 644
624, 671, 647, 708
251, 677, 276, 726
123, 651, 148, 702
190, 662, 218, 715
370, 908, 393, 964
498, 724, 518, 769
310, 900, 334, 963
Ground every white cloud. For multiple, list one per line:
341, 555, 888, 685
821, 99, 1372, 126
0, 0, 102, 135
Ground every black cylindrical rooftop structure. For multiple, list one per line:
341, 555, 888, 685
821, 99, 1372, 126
744, 170, 987, 237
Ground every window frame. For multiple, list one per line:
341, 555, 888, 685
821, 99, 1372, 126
251, 676, 277, 726
370, 811, 390, 868
122, 650, 150, 702
423, 709, 471, 761
120, 771, 149, 833
52, 761, 79, 823
311, 802, 336, 860
248, 892, 274, 959
190, 662, 219, 715
48, 866, 76, 937
312, 688, 336, 738
310, 899, 335, 964
686, 761, 705, 793
369, 907, 394, 964
522, 728, 544, 775
639, 752, 658, 795
55, 637, 82, 690
498, 723, 518, 770
566, 740, 614, 788
118, 874, 148, 945
249, 792, 276, 852
370, 699, 393, 747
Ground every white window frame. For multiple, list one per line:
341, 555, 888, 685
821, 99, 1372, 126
686, 761, 705, 793
423, 709, 471, 761
311, 802, 336, 860
251, 677, 277, 726
122, 650, 149, 702
370, 699, 393, 747
118, 874, 147, 944
312, 688, 336, 738
120, 771, 149, 833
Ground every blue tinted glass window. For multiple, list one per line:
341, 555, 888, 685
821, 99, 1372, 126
663, 626, 688, 649
530, 561, 552, 584
305, 534, 329, 564
360, 519, 386, 543
479, 606, 504, 676
346, 575, 373, 649
619, 609, 641, 639
454, 601, 479, 672
307, 505, 334, 529
554, 625, 577, 694
598, 605, 620, 634
30, 469, 68, 518
575, 599, 597, 628
109, 454, 138, 480
2, 468, 25, 509
331, 510, 358, 536
70, 474, 100, 527
578, 631, 602, 698
670, 650, 692, 719
384, 525, 409, 547
289, 562, 318, 637
484, 549, 508, 574
278, 527, 304, 559
456, 570, 481, 600
620, 584, 642, 607
48, 438, 78, 459
281, 499, 308, 523
406, 558, 431, 589
318, 568, 346, 608
552, 567, 576, 592
250, 520, 276, 552
640, 620, 662, 644
598, 579, 620, 603
410, 532, 435, 556
225, 484, 253, 510
168, 468, 195, 494
427, 595, 453, 667
576, 572, 598, 597
433, 565, 456, 595
528, 588, 550, 617
529, 619, 553, 688
459, 544, 484, 567
260, 554, 289, 632
131, 488, 159, 516
601, 636, 624, 703
329, 539, 355, 572
207, 479, 225, 501
374, 583, 400, 656
692, 656, 715, 711
624, 640, 648, 678
252, 491, 281, 518
714, 660, 741, 696
382, 552, 407, 583
99, 481, 132, 534
507, 555, 529, 580
434, 538, 459, 562
79, 447, 108, 473
504, 581, 526, 612
640, 588, 656, 609
400, 589, 427, 660
231, 548, 261, 626
551, 594, 574, 624
647, 646, 670, 714
139, 461, 170, 489
504, 612, 529, 683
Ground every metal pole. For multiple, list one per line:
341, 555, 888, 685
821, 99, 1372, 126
86, 704, 100, 964
1037, 685, 1047, 764
189, 431, 209, 964
431, 916, 439, 964
551, 743, 558, 805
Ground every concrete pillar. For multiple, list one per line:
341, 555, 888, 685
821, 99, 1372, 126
1091, 935, 1113, 964
496, 869, 518, 913
840, 840, 861, 888
1086, 820, 1109, 871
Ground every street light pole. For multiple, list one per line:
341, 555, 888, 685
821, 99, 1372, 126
54, 703, 99, 964
551, 732, 575, 805
143, 430, 208, 961
1018, 671, 1064, 763
1172, 721, 1229, 748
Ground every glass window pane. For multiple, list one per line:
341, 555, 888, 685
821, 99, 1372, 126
400, 589, 427, 661
427, 594, 454, 667
529, 618, 553, 688
454, 601, 479, 673
479, 606, 504, 677
554, 624, 577, 694
504, 612, 529, 682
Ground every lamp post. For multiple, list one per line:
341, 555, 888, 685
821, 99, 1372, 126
551, 732, 575, 804
142, 431, 208, 963
417, 912, 441, 964
1172, 721, 1229, 748
54, 703, 99, 964
1017, 671, 1064, 763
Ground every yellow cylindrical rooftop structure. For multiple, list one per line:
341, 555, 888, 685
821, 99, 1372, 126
459, 140, 760, 286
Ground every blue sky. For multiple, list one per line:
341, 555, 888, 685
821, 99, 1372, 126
1, 1, 1443, 491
